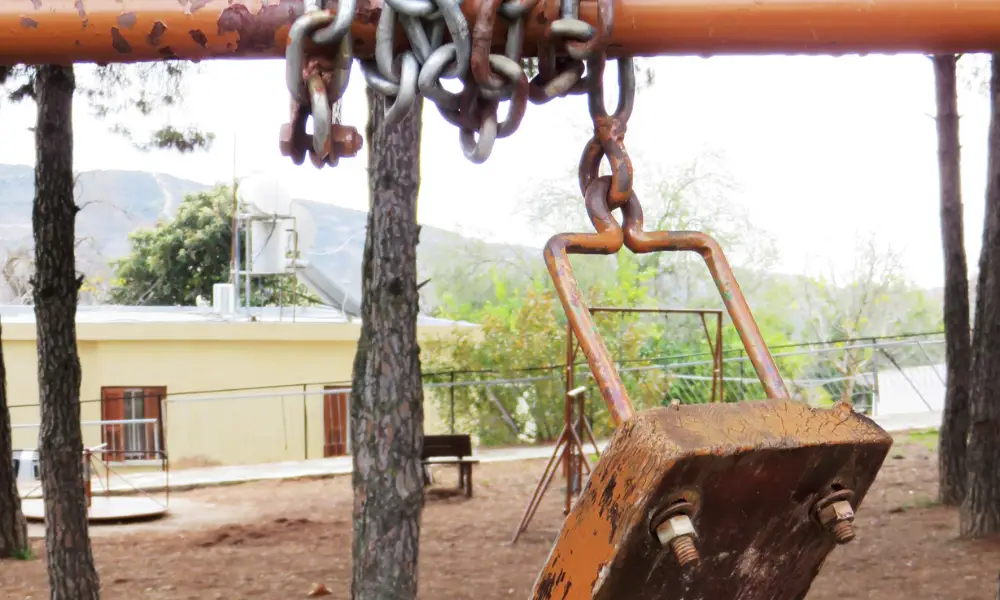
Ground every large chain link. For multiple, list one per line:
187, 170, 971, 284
281, 0, 627, 167
280, 0, 362, 168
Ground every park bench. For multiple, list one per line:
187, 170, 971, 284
421, 434, 479, 498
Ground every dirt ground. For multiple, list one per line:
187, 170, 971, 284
2, 436, 999, 599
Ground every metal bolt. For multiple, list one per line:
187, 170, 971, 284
830, 519, 856, 544
814, 489, 856, 546
654, 513, 700, 567
669, 535, 700, 566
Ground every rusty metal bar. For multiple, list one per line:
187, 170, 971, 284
544, 201, 633, 425
589, 307, 722, 315
620, 198, 789, 400
511, 426, 569, 544
715, 311, 723, 403
5, 0, 1000, 66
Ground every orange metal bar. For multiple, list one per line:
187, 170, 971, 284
3, 0, 1000, 66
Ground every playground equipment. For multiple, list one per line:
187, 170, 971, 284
11, 0, 991, 596
512, 306, 724, 543
19, 445, 171, 524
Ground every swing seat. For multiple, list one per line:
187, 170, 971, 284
530, 399, 892, 600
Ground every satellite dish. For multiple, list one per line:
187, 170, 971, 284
288, 200, 317, 255
238, 174, 292, 216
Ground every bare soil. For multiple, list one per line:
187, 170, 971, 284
2, 438, 998, 599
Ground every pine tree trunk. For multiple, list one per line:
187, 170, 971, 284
0, 317, 29, 558
350, 88, 425, 599
960, 53, 1000, 539
934, 54, 973, 507
33, 64, 101, 598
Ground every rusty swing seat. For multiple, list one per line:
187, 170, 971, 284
531, 169, 893, 599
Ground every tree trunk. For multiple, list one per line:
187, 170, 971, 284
350, 88, 425, 599
0, 317, 29, 558
33, 64, 101, 598
960, 53, 1000, 539
934, 54, 973, 507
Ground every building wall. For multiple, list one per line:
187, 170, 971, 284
4, 320, 454, 466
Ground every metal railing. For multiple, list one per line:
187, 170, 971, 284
424, 334, 947, 444
12, 418, 163, 462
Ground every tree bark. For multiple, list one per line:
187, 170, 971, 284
350, 89, 425, 599
960, 53, 1000, 539
933, 54, 973, 507
0, 317, 29, 558
33, 64, 101, 598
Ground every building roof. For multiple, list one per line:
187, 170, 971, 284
0, 304, 475, 328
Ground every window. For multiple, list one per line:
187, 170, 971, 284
101, 387, 165, 462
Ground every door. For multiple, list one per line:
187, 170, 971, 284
101, 387, 126, 462
323, 388, 349, 457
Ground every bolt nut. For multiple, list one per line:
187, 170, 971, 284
817, 500, 856, 545
654, 514, 699, 565
655, 514, 695, 546
330, 124, 364, 159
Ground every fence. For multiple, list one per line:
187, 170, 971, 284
6, 334, 946, 468
425, 333, 947, 444
11, 418, 163, 463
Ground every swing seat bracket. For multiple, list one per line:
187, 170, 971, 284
530, 399, 892, 600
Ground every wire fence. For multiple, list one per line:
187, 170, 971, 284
7, 333, 946, 467
424, 333, 946, 444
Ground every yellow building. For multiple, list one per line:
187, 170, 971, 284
2, 305, 473, 468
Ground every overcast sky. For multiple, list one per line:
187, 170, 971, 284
0, 53, 991, 290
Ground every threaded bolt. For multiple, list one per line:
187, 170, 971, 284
831, 520, 855, 544
670, 535, 700, 566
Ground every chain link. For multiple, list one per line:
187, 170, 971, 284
281, 0, 631, 167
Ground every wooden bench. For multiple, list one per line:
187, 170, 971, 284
422, 434, 479, 498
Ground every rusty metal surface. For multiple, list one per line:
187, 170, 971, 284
530, 399, 893, 600
0, 0, 317, 64
6, 0, 1000, 65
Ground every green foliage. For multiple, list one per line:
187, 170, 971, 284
420, 150, 945, 443
108, 186, 318, 307
10, 546, 35, 561
424, 255, 698, 445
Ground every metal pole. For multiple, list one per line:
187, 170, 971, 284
303, 384, 309, 460
871, 340, 880, 416
5, 0, 1000, 65
449, 372, 456, 434
565, 320, 575, 515
243, 215, 252, 315
715, 312, 723, 403
738, 350, 746, 400
233, 211, 241, 313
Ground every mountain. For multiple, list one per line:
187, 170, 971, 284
0, 164, 537, 306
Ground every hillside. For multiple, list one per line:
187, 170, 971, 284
0, 164, 537, 306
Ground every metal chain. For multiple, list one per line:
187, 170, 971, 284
280, 0, 361, 168
578, 54, 635, 207
280, 0, 629, 167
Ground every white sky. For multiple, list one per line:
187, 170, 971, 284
0, 53, 991, 289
